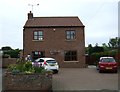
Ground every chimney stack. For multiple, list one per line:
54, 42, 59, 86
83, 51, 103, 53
28, 11, 33, 19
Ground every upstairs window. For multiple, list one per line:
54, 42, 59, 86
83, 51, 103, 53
66, 30, 76, 40
33, 31, 43, 41
64, 50, 77, 61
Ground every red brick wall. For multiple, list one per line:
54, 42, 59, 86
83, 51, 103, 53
3, 73, 52, 91
23, 27, 85, 68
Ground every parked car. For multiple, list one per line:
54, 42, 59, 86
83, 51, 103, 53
97, 57, 118, 73
32, 58, 59, 73
32, 58, 44, 67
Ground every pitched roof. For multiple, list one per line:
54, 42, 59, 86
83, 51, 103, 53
24, 16, 84, 28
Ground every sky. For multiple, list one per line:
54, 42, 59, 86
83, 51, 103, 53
0, 0, 119, 49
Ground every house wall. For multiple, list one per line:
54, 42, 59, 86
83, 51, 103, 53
23, 27, 85, 68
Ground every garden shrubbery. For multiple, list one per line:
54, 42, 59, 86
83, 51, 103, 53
8, 59, 46, 74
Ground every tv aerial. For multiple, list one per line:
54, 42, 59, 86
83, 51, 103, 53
28, 4, 39, 12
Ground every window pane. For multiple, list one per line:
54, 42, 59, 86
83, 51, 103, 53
34, 32, 37, 35
71, 31, 75, 39
71, 35, 74, 40
66, 31, 70, 35
67, 35, 70, 40
35, 52, 38, 55
34, 36, 37, 40
71, 31, 75, 35
38, 31, 43, 35
38, 36, 43, 40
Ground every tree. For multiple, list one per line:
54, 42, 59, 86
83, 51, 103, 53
92, 45, 104, 53
1, 46, 12, 51
108, 37, 120, 48
88, 44, 93, 55
102, 43, 109, 51
1, 46, 21, 58
7, 49, 20, 58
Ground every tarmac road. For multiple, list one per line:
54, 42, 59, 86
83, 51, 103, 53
52, 66, 118, 91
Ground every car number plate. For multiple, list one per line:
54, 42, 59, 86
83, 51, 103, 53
106, 67, 112, 69
50, 64, 55, 66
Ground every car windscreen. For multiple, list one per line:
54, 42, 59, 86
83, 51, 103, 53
34, 59, 44, 62
46, 60, 56, 64
101, 58, 115, 62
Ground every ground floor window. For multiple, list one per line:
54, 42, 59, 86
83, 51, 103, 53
64, 50, 77, 61
32, 51, 45, 60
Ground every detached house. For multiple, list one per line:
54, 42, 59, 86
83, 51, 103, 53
23, 11, 85, 68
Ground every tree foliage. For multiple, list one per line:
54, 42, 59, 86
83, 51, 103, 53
108, 37, 120, 48
87, 44, 104, 55
2, 46, 12, 51
1, 46, 21, 58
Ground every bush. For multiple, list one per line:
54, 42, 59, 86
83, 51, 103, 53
8, 61, 46, 74
33, 66, 45, 73
2, 49, 20, 58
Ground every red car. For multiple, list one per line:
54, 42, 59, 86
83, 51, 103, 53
98, 57, 118, 73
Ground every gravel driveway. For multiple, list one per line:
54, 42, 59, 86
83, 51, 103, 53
52, 66, 118, 92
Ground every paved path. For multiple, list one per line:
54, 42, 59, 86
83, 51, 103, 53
52, 67, 118, 91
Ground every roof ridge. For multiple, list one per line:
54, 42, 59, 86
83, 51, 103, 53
34, 16, 78, 18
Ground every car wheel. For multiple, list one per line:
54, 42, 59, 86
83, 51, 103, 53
115, 70, 117, 73
54, 70, 58, 74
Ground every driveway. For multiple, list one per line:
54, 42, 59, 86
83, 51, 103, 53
52, 66, 118, 91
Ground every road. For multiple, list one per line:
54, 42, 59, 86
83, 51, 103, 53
52, 66, 118, 91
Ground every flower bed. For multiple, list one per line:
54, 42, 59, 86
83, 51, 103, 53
2, 59, 53, 92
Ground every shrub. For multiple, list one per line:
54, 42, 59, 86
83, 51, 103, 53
8, 61, 46, 74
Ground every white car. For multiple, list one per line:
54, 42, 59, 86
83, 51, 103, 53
32, 58, 59, 73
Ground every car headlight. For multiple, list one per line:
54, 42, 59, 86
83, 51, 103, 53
100, 65, 104, 68
113, 66, 117, 67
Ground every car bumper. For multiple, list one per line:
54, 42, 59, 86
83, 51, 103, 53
99, 67, 117, 72
44, 66, 59, 70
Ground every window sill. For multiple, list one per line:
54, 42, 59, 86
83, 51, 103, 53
65, 39, 76, 42
64, 61, 79, 62
32, 40, 44, 42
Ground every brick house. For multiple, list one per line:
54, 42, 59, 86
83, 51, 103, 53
23, 11, 85, 68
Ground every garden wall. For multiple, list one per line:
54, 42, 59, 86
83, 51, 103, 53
2, 72, 52, 92
2, 58, 17, 68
